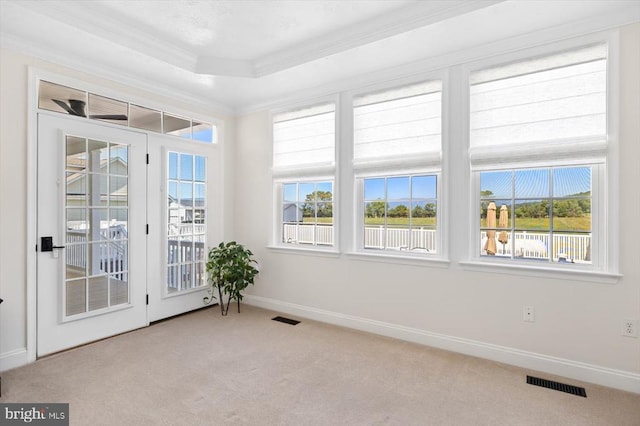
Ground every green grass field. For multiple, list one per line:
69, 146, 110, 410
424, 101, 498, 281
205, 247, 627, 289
301, 217, 435, 226
364, 217, 435, 227
480, 215, 590, 231
302, 215, 589, 231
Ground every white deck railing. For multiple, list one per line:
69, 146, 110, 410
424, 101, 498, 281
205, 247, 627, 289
283, 224, 591, 262
167, 240, 206, 290
66, 224, 128, 278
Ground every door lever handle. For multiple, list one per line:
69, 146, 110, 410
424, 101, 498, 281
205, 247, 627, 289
41, 236, 65, 252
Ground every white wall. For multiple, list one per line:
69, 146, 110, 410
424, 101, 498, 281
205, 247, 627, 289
0, 48, 236, 370
235, 23, 640, 392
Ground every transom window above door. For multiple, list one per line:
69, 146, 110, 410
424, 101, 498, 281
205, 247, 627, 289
38, 80, 215, 143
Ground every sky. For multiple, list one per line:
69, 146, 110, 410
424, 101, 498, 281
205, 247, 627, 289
167, 152, 207, 202
480, 166, 591, 199
365, 175, 437, 201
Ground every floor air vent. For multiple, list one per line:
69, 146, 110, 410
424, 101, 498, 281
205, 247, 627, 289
526, 375, 587, 397
272, 316, 300, 325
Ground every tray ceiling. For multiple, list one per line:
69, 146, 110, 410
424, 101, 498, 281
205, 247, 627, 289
1, 0, 638, 111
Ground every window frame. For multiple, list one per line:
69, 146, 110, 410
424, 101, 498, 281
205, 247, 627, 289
461, 33, 621, 281
355, 172, 442, 257
472, 164, 604, 266
349, 74, 447, 262
277, 178, 335, 248
270, 96, 340, 253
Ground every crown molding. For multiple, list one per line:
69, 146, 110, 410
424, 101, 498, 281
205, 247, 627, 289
12, 0, 198, 73
250, 0, 504, 77
236, 4, 640, 115
0, 32, 234, 115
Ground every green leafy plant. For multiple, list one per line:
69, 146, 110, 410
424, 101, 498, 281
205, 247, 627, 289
204, 241, 259, 316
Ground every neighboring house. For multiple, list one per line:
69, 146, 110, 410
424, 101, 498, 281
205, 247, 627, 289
283, 202, 302, 223
167, 195, 206, 225
66, 156, 129, 224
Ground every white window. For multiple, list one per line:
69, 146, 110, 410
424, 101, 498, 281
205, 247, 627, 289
273, 103, 336, 248
282, 181, 334, 246
479, 166, 594, 263
469, 44, 609, 269
353, 80, 442, 255
363, 175, 437, 252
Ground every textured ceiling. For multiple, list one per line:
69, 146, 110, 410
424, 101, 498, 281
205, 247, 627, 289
1, 0, 639, 112
96, 0, 416, 60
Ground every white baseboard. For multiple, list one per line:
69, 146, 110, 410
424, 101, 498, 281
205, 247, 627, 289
245, 295, 640, 394
0, 348, 28, 372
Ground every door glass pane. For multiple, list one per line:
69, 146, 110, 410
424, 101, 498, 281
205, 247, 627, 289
87, 140, 109, 172
167, 265, 180, 294
110, 209, 128, 239
168, 181, 178, 206
110, 144, 128, 175
66, 279, 86, 317
194, 235, 206, 262
88, 175, 108, 207
66, 209, 86, 239
194, 262, 205, 287
87, 208, 108, 236
179, 182, 192, 204
64, 135, 130, 317
88, 275, 108, 311
110, 273, 129, 306
195, 156, 206, 181
180, 237, 193, 263
66, 172, 86, 206
180, 154, 193, 180
87, 241, 109, 276
168, 152, 178, 180
66, 136, 87, 171
110, 176, 127, 204
166, 151, 207, 293
182, 263, 193, 289
66, 243, 86, 279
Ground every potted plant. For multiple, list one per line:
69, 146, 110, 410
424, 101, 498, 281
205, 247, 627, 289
204, 241, 259, 316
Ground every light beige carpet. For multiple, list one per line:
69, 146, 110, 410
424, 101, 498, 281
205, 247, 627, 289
1, 305, 639, 425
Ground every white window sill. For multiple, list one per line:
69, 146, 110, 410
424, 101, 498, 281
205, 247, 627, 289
266, 245, 341, 258
458, 260, 622, 284
345, 250, 450, 268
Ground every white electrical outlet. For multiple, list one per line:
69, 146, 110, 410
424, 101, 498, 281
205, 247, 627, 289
523, 306, 535, 322
623, 319, 638, 337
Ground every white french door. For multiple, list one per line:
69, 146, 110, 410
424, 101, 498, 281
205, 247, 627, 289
146, 133, 221, 322
37, 114, 148, 356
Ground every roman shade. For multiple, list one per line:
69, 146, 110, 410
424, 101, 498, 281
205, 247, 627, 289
469, 43, 608, 168
353, 80, 442, 175
272, 103, 335, 178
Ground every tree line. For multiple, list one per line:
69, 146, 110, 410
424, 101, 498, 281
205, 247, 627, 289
480, 190, 591, 218
365, 200, 436, 218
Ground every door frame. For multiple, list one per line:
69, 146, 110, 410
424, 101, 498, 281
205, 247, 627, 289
25, 68, 225, 363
